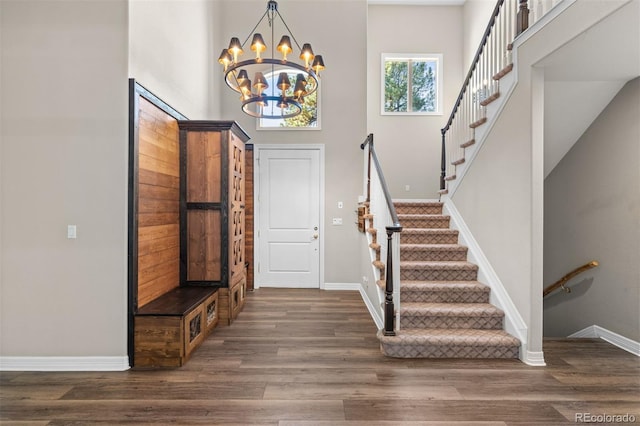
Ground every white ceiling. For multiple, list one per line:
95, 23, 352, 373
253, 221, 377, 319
539, 0, 640, 176
368, 0, 465, 5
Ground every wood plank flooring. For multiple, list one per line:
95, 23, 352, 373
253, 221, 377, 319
1, 288, 639, 425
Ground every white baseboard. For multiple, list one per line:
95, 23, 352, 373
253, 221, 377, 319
0, 356, 130, 372
569, 325, 640, 356
523, 350, 547, 366
323, 282, 361, 291
358, 284, 384, 330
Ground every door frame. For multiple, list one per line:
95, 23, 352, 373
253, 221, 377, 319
253, 144, 325, 289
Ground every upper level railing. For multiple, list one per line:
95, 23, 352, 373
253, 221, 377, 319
361, 134, 402, 336
440, 0, 521, 192
437, 0, 571, 194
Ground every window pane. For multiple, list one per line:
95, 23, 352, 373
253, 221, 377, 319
411, 60, 437, 112
384, 60, 408, 112
258, 69, 319, 129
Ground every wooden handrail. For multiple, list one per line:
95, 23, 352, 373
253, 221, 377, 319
361, 134, 402, 231
361, 134, 402, 336
543, 261, 599, 297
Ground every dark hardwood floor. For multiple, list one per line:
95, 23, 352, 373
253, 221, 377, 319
1, 288, 639, 425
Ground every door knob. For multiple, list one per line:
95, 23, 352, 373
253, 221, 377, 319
313, 234, 319, 239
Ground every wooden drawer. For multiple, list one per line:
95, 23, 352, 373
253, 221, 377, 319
134, 287, 218, 368
134, 316, 184, 368
229, 275, 246, 321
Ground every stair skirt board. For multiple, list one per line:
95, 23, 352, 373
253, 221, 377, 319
373, 200, 523, 361
442, 198, 530, 363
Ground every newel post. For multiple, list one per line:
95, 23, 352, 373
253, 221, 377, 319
440, 129, 446, 191
516, 0, 530, 35
383, 228, 396, 336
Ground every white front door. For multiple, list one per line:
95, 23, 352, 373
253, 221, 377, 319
256, 147, 322, 288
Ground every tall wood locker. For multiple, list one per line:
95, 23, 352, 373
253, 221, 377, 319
177, 121, 250, 325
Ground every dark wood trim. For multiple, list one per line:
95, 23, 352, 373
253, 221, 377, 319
127, 79, 139, 367
186, 202, 223, 210
134, 81, 188, 121
128, 78, 187, 367
185, 280, 224, 287
179, 129, 188, 287
177, 120, 250, 142
220, 132, 230, 287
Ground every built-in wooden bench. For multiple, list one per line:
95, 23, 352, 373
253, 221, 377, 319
134, 286, 219, 368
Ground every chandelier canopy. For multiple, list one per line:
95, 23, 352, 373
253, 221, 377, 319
218, 0, 325, 119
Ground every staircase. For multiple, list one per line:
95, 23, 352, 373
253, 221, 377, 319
374, 201, 520, 359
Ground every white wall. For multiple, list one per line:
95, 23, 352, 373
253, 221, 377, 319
544, 78, 640, 341
129, 0, 220, 119
462, 0, 495, 71
219, 0, 368, 285
449, 0, 632, 355
1, 0, 129, 358
367, 4, 464, 199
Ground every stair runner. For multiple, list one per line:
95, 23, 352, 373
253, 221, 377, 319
374, 201, 520, 359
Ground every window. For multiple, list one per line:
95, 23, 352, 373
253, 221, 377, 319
381, 53, 442, 115
257, 68, 321, 130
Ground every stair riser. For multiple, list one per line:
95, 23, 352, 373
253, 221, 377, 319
400, 249, 467, 262
401, 269, 477, 281
380, 342, 519, 359
401, 218, 450, 229
402, 232, 459, 245
401, 291, 489, 304
400, 315, 504, 330
395, 206, 443, 215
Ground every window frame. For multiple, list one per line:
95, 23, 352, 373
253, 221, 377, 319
256, 67, 322, 131
381, 53, 443, 116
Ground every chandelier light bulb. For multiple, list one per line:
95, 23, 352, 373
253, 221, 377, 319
228, 37, 243, 63
250, 33, 266, 61
277, 36, 293, 61
300, 43, 314, 69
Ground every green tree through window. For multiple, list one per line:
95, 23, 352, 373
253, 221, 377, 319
258, 70, 320, 129
382, 54, 441, 115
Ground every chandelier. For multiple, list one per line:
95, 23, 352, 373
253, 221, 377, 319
218, 0, 325, 119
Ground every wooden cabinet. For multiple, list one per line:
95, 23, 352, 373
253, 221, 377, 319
134, 286, 218, 368
129, 81, 251, 368
178, 121, 250, 325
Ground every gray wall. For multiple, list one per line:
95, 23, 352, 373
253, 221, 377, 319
1, 0, 129, 357
128, 0, 220, 119
220, 0, 368, 285
367, 4, 464, 199
544, 77, 640, 341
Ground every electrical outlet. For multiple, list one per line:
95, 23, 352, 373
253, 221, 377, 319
405, 185, 411, 191
332, 218, 343, 225
67, 225, 77, 239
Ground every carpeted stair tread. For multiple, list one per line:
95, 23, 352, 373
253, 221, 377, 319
379, 328, 520, 346
400, 281, 490, 303
400, 261, 478, 281
401, 228, 459, 244
378, 329, 521, 359
394, 201, 443, 215
399, 302, 504, 329
400, 244, 468, 261
398, 214, 450, 229
400, 302, 504, 317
